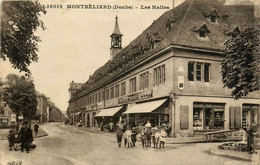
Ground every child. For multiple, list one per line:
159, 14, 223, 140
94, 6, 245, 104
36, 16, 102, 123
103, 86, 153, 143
151, 127, 156, 148
7, 130, 15, 151
131, 127, 137, 147
146, 128, 152, 147
154, 129, 161, 149
125, 126, 133, 148
159, 128, 167, 149
140, 127, 147, 148
116, 128, 123, 147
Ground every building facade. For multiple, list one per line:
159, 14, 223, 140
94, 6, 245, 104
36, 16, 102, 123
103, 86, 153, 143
36, 93, 48, 123
68, 0, 260, 137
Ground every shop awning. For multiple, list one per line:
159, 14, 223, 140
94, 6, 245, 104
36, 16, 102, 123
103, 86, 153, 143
123, 99, 167, 114
95, 106, 123, 117
75, 112, 82, 115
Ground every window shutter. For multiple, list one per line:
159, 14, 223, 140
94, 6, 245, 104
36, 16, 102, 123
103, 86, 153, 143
229, 106, 235, 129
180, 105, 189, 130
235, 106, 241, 129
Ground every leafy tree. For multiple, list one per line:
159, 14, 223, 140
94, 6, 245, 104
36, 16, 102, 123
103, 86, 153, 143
3, 74, 37, 132
221, 27, 260, 99
1, 1, 46, 76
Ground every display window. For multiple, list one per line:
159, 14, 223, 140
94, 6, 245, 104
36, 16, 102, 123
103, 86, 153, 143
193, 103, 225, 130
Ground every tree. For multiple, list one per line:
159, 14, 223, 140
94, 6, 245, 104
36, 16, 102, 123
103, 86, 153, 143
3, 74, 37, 132
221, 27, 260, 99
1, 1, 46, 76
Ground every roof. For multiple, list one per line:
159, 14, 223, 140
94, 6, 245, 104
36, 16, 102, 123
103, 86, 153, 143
70, 0, 258, 101
110, 16, 122, 36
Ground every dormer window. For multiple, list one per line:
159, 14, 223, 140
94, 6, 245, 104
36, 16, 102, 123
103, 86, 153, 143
150, 37, 155, 49
225, 26, 240, 38
199, 31, 206, 38
166, 18, 172, 31
140, 44, 144, 55
192, 24, 210, 39
210, 15, 216, 23
205, 10, 220, 24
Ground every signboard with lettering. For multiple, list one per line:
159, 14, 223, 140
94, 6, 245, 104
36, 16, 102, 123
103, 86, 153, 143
118, 89, 153, 104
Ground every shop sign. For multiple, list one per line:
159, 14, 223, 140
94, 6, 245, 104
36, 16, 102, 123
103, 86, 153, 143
118, 89, 153, 104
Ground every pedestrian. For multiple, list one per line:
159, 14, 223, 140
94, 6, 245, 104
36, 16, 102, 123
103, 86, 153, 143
109, 120, 114, 132
34, 122, 39, 136
145, 120, 151, 130
151, 127, 156, 148
116, 128, 123, 147
18, 121, 34, 153
140, 127, 147, 148
247, 123, 257, 154
125, 126, 133, 148
154, 129, 161, 149
146, 128, 152, 147
131, 127, 137, 147
7, 130, 15, 151
100, 122, 104, 131
159, 127, 167, 149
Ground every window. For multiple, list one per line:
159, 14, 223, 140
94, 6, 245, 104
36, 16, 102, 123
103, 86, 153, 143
188, 62, 194, 81
102, 91, 105, 101
115, 85, 119, 98
129, 77, 136, 93
95, 93, 98, 103
110, 87, 114, 99
204, 63, 210, 82
199, 31, 206, 38
188, 62, 210, 82
153, 65, 166, 86
210, 15, 216, 23
98, 92, 101, 102
196, 63, 202, 81
121, 82, 126, 96
140, 72, 149, 90
105, 89, 109, 100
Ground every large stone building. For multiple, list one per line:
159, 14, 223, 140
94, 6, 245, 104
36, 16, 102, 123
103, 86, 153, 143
68, 0, 259, 137
36, 93, 48, 123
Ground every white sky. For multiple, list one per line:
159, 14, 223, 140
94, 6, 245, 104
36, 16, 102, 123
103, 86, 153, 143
0, 0, 185, 112
0, 0, 255, 112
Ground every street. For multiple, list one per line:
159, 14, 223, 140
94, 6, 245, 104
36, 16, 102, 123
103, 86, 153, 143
0, 123, 257, 165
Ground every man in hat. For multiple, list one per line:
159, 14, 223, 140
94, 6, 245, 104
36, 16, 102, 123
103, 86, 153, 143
7, 129, 15, 151
18, 121, 33, 153
34, 122, 39, 136
247, 123, 258, 154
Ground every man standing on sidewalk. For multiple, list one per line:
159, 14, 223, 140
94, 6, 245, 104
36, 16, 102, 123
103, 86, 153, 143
34, 122, 39, 136
247, 123, 257, 154
18, 121, 33, 153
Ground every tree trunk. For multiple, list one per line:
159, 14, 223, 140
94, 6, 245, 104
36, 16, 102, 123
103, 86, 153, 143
16, 114, 19, 134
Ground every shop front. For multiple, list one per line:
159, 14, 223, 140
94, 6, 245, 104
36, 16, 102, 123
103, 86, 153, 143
95, 106, 126, 130
193, 102, 225, 131
242, 104, 259, 128
123, 99, 170, 128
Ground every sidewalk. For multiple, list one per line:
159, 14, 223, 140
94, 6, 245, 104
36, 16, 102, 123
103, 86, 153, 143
205, 148, 260, 163
0, 125, 48, 140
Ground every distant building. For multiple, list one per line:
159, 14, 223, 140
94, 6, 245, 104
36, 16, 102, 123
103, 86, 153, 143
68, 0, 259, 137
36, 93, 48, 123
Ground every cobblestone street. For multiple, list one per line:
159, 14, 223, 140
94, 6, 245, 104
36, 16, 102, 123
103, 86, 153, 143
0, 123, 258, 165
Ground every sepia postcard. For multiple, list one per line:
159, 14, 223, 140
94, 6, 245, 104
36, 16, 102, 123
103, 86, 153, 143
0, 0, 260, 164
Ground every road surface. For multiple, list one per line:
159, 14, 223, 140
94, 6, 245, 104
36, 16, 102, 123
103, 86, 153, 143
0, 123, 257, 165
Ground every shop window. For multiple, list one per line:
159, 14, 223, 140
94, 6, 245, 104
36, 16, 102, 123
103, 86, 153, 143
105, 89, 109, 100
110, 87, 114, 99
153, 65, 166, 86
115, 85, 119, 98
140, 72, 149, 90
121, 82, 126, 96
129, 77, 136, 93
193, 108, 202, 128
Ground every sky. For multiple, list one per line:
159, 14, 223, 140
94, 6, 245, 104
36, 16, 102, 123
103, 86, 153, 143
0, 0, 185, 112
0, 0, 256, 112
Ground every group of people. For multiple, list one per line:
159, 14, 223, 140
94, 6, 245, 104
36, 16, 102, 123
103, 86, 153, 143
116, 120, 168, 149
7, 121, 39, 153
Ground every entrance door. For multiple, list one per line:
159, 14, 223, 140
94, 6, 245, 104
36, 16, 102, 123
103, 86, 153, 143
87, 113, 90, 127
